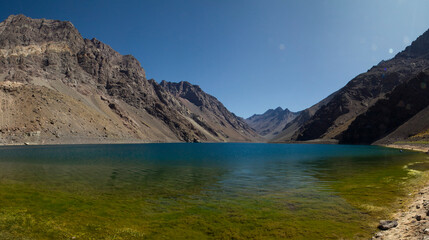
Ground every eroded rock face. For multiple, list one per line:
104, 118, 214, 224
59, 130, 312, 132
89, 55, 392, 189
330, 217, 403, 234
0, 14, 260, 143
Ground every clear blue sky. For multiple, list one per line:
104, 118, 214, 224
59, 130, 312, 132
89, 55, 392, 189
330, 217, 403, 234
2, 0, 429, 118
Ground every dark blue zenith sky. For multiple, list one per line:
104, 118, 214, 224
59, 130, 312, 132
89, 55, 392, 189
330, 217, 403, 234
1, 0, 429, 117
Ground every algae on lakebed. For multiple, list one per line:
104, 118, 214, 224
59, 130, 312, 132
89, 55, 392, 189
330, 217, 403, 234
0, 143, 427, 239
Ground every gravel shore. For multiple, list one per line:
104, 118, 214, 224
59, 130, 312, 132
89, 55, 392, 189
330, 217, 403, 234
373, 144, 429, 240
373, 185, 429, 240
384, 144, 429, 153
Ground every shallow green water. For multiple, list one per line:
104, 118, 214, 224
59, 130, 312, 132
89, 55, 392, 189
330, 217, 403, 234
0, 143, 427, 239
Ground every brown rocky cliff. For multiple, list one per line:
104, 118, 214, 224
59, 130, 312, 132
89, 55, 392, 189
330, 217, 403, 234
0, 14, 260, 143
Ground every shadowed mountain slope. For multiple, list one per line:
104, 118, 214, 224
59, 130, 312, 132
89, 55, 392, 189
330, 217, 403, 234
339, 71, 429, 145
273, 28, 429, 143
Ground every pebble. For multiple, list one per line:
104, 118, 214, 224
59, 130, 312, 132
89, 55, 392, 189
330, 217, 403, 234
424, 228, 429, 234
418, 204, 421, 209
373, 232, 383, 238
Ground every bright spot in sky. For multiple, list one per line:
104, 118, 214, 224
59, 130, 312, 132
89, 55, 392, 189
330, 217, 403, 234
403, 36, 410, 45
389, 48, 394, 54
279, 44, 285, 50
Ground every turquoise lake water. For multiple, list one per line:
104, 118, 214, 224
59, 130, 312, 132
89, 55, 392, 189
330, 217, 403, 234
0, 143, 427, 239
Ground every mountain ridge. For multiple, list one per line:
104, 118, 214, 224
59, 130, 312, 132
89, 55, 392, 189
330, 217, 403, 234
270, 26, 429, 144
245, 107, 299, 139
0, 14, 261, 144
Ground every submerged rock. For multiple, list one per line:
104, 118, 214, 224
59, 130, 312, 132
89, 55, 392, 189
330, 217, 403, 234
378, 220, 398, 230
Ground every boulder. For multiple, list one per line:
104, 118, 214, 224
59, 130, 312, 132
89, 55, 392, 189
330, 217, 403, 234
378, 220, 398, 230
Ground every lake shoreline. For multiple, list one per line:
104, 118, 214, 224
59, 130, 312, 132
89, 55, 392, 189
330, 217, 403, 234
382, 144, 429, 153
372, 184, 429, 240
373, 143, 429, 240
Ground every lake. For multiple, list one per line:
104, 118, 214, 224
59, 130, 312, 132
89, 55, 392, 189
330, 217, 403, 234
0, 143, 427, 239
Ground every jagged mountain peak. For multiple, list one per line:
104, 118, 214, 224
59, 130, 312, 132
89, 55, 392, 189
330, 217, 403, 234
246, 107, 298, 138
3, 14, 76, 30
396, 28, 429, 59
259, 107, 290, 116
0, 14, 84, 52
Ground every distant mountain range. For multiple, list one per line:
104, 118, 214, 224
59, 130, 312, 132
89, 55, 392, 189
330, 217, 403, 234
245, 107, 298, 139
0, 14, 261, 144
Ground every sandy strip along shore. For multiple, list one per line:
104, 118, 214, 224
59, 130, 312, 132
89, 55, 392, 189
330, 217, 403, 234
384, 144, 429, 153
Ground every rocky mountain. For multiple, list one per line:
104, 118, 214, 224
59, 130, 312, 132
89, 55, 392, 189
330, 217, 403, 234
270, 91, 337, 142
245, 107, 298, 139
0, 14, 260, 144
339, 71, 429, 145
160, 80, 260, 141
272, 28, 429, 143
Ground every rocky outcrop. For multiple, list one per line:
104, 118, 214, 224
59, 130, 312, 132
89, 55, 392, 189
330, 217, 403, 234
0, 14, 260, 144
245, 107, 298, 139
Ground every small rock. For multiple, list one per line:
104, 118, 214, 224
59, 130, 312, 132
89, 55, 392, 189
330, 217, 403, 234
378, 220, 398, 230
416, 215, 422, 221
424, 228, 429, 234
417, 204, 421, 209
373, 232, 383, 238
